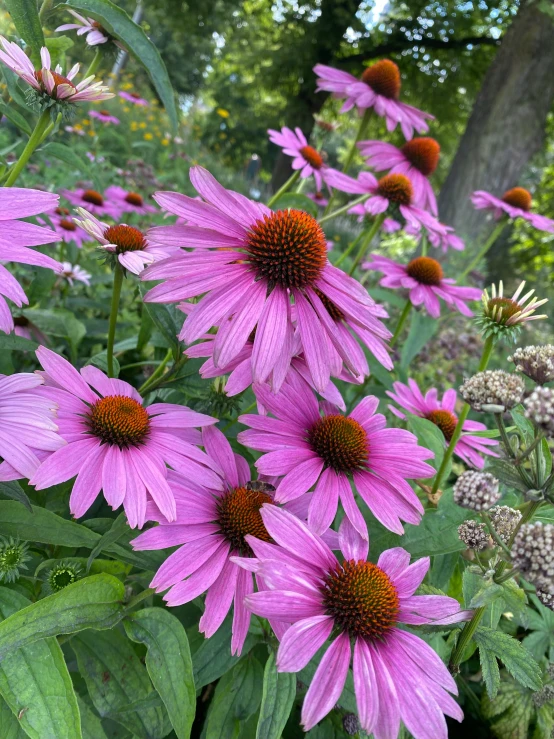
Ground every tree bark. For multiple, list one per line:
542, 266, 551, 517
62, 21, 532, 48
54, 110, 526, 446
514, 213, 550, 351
438, 2, 554, 253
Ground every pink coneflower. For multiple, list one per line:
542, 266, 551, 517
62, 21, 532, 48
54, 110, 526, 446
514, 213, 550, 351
74, 209, 176, 275
41, 207, 89, 248
0, 371, 64, 482
119, 91, 149, 106
307, 191, 329, 208
131, 425, 335, 654
471, 187, 554, 233
30, 347, 219, 527
239, 509, 469, 735
13, 316, 48, 346
0, 40, 113, 104
104, 185, 157, 215
358, 137, 440, 215
365, 254, 481, 318
0, 188, 62, 334
314, 60, 434, 140
268, 127, 334, 190
59, 262, 91, 287
143, 166, 391, 393
238, 371, 434, 539
55, 10, 115, 46
387, 379, 498, 469
90, 109, 120, 125
477, 281, 548, 340
61, 188, 114, 217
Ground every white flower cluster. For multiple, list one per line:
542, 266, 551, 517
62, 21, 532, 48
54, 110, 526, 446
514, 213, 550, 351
512, 522, 554, 595
459, 370, 525, 413
523, 387, 554, 436
509, 344, 554, 385
453, 471, 500, 511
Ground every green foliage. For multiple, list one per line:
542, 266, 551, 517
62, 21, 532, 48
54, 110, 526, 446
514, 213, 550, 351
256, 651, 296, 739
4, 0, 44, 65
473, 627, 542, 692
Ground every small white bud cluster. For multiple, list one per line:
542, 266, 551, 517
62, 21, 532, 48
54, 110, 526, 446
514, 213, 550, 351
512, 522, 554, 595
453, 471, 500, 511
488, 505, 522, 544
458, 520, 490, 551
509, 345, 554, 385
523, 386, 554, 437
459, 370, 525, 413
536, 589, 553, 611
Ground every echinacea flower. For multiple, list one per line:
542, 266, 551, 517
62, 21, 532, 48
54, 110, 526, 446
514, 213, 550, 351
0, 371, 64, 482
387, 379, 498, 469
30, 347, 219, 527
307, 191, 329, 208
238, 371, 434, 538
119, 91, 149, 106
74, 208, 176, 275
61, 187, 115, 217
239, 508, 469, 735
13, 316, 48, 346
131, 426, 336, 654
104, 185, 157, 215
59, 262, 91, 287
365, 254, 481, 318
0, 188, 62, 334
477, 281, 548, 341
41, 206, 89, 248
55, 10, 116, 46
0, 40, 113, 112
90, 109, 120, 125
142, 166, 391, 393
314, 60, 434, 140
471, 187, 554, 233
268, 127, 334, 190
358, 137, 440, 215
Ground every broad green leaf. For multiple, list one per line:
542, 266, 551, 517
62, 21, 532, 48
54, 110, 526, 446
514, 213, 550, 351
1, 66, 30, 109
271, 192, 318, 218
256, 651, 296, 739
482, 676, 535, 739
76, 696, 108, 739
205, 656, 263, 739
510, 406, 535, 445
0, 103, 31, 136
87, 513, 128, 573
478, 646, 500, 699
4, 0, 44, 65
404, 412, 445, 472
401, 490, 469, 557
400, 310, 438, 370
22, 309, 86, 353
0, 333, 38, 352
469, 582, 504, 609
44, 35, 74, 67
0, 694, 26, 739
73, 628, 166, 739
0, 481, 31, 512
0, 588, 81, 738
139, 285, 181, 353
473, 627, 542, 691
40, 142, 89, 172
367, 286, 407, 309
124, 608, 195, 739
0, 574, 125, 659
485, 458, 528, 493
61, 0, 178, 131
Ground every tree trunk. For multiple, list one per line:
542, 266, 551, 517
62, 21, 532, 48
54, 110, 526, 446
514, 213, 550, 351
438, 2, 554, 256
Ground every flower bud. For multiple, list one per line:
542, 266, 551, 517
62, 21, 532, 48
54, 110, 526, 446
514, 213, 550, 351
459, 370, 525, 412
453, 471, 500, 511
488, 505, 522, 544
509, 345, 554, 385
523, 386, 554, 436
512, 522, 554, 595
458, 520, 490, 551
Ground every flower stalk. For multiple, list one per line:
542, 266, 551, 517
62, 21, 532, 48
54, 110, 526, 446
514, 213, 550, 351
389, 300, 412, 348
267, 170, 300, 208
348, 212, 385, 276
3, 110, 51, 187
106, 263, 124, 378
458, 221, 507, 282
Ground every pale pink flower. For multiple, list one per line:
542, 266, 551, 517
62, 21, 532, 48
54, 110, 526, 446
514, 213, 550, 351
56, 10, 113, 46
471, 187, 554, 233
119, 91, 149, 106
268, 127, 335, 190
59, 262, 91, 287
307, 191, 329, 208
90, 109, 120, 125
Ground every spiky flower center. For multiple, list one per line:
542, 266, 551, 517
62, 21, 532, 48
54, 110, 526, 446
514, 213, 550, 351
100, 109, 111, 116
87, 395, 150, 447
361, 60, 401, 100
406, 256, 443, 286
401, 138, 440, 176
34, 69, 76, 95
313, 288, 345, 321
48, 563, 81, 592
82, 189, 104, 206
322, 559, 399, 640
216, 486, 274, 555
486, 297, 522, 324
308, 415, 368, 472
426, 409, 457, 442
125, 192, 144, 207
103, 224, 147, 253
55, 207, 70, 216
60, 218, 77, 231
377, 174, 413, 205
130, 92, 142, 99
299, 145, 324, 169
502, 187, 532, 212
246, 209, 327, 289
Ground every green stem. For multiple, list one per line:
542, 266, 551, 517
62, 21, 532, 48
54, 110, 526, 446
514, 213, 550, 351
138, 348, 173, 395
38, 0, 53, 20
431, 335, 495, 496
481, 511, 511, 556
389, 300, 412, 348
342, 108, 372, 174
106, 264, 124, 378
295, 177, 307, 194
39, 112, 62, 145
4, 110, 51, 187
334, 232, 363, 269
267, 170, 300, 208
458, 221, 507, 282
495, 414, 535, 489
420, 235, 428, 257
318, 194, 369, 225
348, 213, 385, 276
124, 587, 155, 613
85, 48, 102, 79
221, 399, 257, 433
514, 433, 545, 466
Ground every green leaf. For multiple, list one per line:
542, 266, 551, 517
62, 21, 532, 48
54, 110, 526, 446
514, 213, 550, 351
86, 512, 128, 573
485, 458, 528, 493
400, 310, 438, 370
473, 627, 542, 691
4, 0, 44, 65
76, 696, 108, 739
479, 646, 501, 699
73, 628, 166, 739
0, 333, 38, 352
22, 309, 86, 353
40, 142, 89, 172
0, 588, 82, 738
367, 286, 407, 309
510, 406, 535, 445
0, 481, 31, 512
205, 656, 263, 739
469, 582, 504, 609
256, 651, 296, 739
1, 66, 30, 109
61, 0, 178, 131
401, 490, 469, 557
139, 286, 181, 352
0, 574, 125, 659
271, 192, 319, 218
124, 608, 195, 739
482, 676, 534, 739
86, 350, 120, 377
45, 35, 74, 67
0, 102, 31, 136
405, 412, 446, 472
0, 694, 26, 739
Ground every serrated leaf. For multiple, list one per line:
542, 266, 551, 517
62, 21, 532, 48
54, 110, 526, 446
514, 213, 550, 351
61, 0, 178, 131
469, 582, 504, 609
124, 608, 195, 739
4, 0, 44, 65
256, 651, 296, 739
482, 677, 535, 739
473, 627, 542, 691
479, 645, 500, 699
400, 310, 438, 370
271, 192, 319, 218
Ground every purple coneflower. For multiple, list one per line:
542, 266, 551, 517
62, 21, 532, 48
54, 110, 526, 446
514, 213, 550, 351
268, 127, 334, 191
55, 10, 115, 46
238, 371, 434, 538
239, 508, 469, 736
42, 206, 89, 248
365, 254, 481, 318
59, 262, 91, 287
61, 188, 115, 217
472, 187, 554, 233
90, 109, 120, 125
30, 348, 219, 527
104, 185, 157, 215
142, 166, 391, 393
387, 379, 498, 469
119, 91, 149, 106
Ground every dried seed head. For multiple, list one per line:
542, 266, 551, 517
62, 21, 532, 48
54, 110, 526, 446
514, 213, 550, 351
523, 386, 554, 437
342, 714, 360, 735
509, 345, 554, 385
453, 471, 500, 511
488, 505, 522, 544
459, 370, 525, 413
458, 520, 490, 551
512, 522, 554, 595
536, 589, 553, 611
